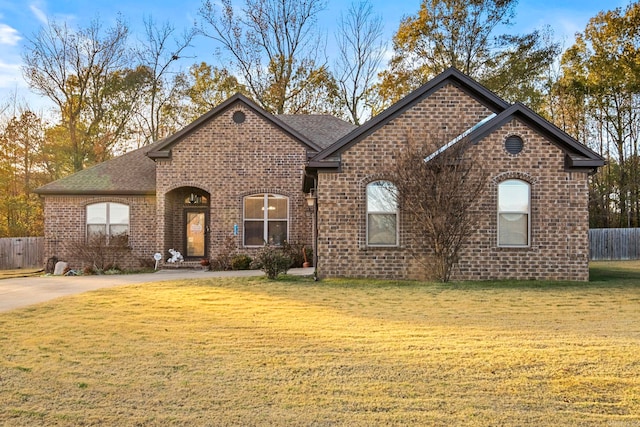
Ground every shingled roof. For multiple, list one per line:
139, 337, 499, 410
278, 115, 356, 150
34, 141, 160, 196
34, 102, 356, 195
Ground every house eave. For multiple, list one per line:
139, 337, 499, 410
307, 160, 340, 169
147, 150, 171, 159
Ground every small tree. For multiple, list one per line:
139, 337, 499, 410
390, 134, 487, 282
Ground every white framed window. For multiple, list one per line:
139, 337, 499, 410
86, 202, 129, 244
367, 180, 398, 246
244, 194, 289, 246
498, 179, 530, 246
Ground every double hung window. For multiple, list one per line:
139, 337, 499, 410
86, 202, 129, 244
244, 194, 288, 246
497, 179, 530, 246
366, 181, 398, 246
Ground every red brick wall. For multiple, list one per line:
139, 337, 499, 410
42, 195, 156, 270
316, 83, 591, 281
154, 102, 313, 262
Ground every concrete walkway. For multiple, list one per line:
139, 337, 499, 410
0, 267, 314, 313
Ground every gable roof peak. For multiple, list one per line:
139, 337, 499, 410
309, 67, 510, 163
147, 93, 324, 159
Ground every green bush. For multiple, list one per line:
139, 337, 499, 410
251, 245, 292, 279
231, 254, 252, 270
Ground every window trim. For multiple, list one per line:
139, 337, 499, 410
243, 193, 290, 247
86, 202, 130, 245
497, 179, 531, 247
366, 180, 399, 247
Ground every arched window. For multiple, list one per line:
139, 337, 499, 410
86, 202, 129, 244
244, 194, 289, 246
367, 180, 398, 246
498, 179, 530, 246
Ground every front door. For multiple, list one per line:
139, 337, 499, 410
185, 210, 207, 258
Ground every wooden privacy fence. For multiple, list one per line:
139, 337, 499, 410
0, 237, 44, 270
589, 228, 640, 260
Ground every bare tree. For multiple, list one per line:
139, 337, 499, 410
22, 17, 133, 171
199, 0, 332, 114
390, 134, 487, 282
334, 1, 385, 124
135, 15, 196, 143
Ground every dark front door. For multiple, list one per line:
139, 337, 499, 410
185, 210, 207, 258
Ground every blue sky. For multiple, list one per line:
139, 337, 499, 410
0, 0, 633, 111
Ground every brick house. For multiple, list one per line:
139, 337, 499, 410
36, 68, 604, 280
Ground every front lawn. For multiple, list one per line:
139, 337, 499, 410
1, 262, 639, 425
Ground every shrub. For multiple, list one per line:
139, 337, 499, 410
281, 241, 310, 268
231, 254, 252, 270
211, 236, 237, 271
251, 245, 292, 279
63, 233, 131, 271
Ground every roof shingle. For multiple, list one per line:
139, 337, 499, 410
35, 141, 160, 195
277, 115, 357, 149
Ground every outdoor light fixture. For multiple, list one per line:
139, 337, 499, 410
188, 193, 202, 204
306, 190, 316, 211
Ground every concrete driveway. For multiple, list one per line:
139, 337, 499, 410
0, 268, 313, 313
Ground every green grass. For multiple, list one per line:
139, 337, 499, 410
1, 262, 639, 425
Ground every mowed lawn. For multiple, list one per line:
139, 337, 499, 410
1, 263, 640, 426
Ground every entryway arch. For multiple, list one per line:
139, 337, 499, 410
164, 186, 211, 260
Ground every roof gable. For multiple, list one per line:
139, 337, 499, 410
309, 67, 510, 164
467, 102, 605, 170
147, 93, 325, 159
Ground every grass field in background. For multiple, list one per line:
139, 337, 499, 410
1, 261, 639, 425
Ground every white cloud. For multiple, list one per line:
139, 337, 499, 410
0, 59, 24, 89
29, 2, 48, 25
0, 23, 21, 46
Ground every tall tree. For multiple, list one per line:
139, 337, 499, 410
135, 16, 196, 143
377, 0, 559, 110
556, 2, 640, 227
334, 1, 386, 124
176, 62, 246, 122
0, 111, 49, 236
22, 17, 133, 171
199, 0, 335, 114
